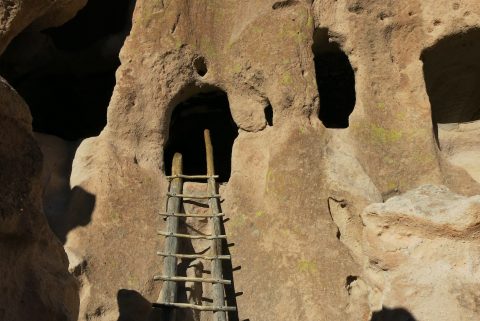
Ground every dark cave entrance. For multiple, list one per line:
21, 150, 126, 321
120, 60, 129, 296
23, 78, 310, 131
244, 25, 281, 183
0, 0, 135, 140
312, 28, 356, 128
0, 0, 135, 243
421, 28, 480, 143
164, 90, 238, 182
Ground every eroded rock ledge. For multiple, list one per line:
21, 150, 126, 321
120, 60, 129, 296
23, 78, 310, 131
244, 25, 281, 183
362, 185, 480, 321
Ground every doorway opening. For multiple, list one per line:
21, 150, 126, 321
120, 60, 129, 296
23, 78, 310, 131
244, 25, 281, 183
421, 28, 480, 143
421, 28, 480, 183
312, 28, 356, 128
164, 89, 238, 182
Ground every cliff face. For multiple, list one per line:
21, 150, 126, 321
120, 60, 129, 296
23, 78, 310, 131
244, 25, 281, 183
0, 76, 78, 321
1, 1, 480, 321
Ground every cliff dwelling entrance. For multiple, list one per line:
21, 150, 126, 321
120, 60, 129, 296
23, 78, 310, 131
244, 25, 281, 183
164, 89, 238, 182
421, 28, 480, 142
0, 0, 135, 140
312, 28, 356, 128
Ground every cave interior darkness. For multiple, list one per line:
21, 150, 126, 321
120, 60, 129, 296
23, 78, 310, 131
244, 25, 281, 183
0, 0, 135, 141
164, 90, 238, 182
421, 28, 480, 141
312, 28, 356, 128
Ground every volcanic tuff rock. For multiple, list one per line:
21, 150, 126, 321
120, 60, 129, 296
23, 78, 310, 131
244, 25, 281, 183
0, 0, 87, 54
362, 185, 480, 321
0, 1, 86, 320
1, 1, 480, 321
0, 76, 78, 321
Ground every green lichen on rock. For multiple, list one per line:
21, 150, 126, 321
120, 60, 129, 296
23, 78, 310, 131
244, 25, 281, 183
298, 259, 318, 274
255, 210, 265, 217
370, 124, 403, 145
282, 71, 293, 85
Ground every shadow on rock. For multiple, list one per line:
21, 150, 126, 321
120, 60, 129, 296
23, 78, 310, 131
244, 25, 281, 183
55, 186, 96, 243
371, 307, 417, 321
117, 289, 160, 321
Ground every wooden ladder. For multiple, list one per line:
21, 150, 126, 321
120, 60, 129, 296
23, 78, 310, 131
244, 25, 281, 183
152, 129, 236, 321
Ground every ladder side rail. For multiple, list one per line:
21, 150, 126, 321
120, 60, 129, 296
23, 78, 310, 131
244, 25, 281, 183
157, 153, 183, 319
205, 129, 228, 321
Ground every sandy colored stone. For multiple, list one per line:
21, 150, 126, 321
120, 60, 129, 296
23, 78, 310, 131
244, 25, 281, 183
63, 1, 480, 320
1, 0, 480, 321
439, 120, 480, 184
362, 185, 480, 321
34, 133, 80, 240
0, 77, 78, 321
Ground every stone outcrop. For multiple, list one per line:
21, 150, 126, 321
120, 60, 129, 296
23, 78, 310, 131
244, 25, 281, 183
0, 77, 78, 321
0, 1, 87, 320
0, 0, 87, 54
362, 185, 480, 321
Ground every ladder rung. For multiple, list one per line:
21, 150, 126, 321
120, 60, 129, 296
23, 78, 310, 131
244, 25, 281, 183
167, 193, 221, 199
157, 252, 231, 260
152, 302, 236, 312
166, 174, 219, 180
158, 212, 225, 218
158, 231, 227, 239
154, 275, 232, 285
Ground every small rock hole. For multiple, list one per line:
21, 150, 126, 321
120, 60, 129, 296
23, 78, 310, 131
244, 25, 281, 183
348, 4, 364, 14
264, 104, 273, 126
193, 57, 208, 77
272, 0, 298, 10
345, 275, 358, 289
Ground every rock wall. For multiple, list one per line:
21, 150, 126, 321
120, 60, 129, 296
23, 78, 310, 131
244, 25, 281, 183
0, 0, 87, 54
0, 76, 78, 321
1, 1, 480, 321
361, 185, 480, 321
0, 1, 87, 321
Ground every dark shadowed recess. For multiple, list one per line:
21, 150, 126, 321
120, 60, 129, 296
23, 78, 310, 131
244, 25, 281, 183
264, 103, 273, 126
164, 90, 238, 182
421, 28, 480, 143
54, 186, 95, 244
370, 307, 417, 321
117, 289, 160, 321
0, 0, 136, 140
312, 28, 356, 128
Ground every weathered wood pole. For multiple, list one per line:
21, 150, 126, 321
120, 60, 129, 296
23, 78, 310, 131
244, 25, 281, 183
158, 153, 183, 321
204, 129, 227, 321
